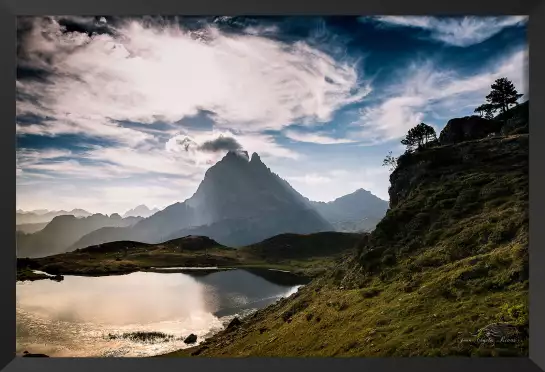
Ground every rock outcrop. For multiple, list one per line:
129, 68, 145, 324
439, 116, 503, 145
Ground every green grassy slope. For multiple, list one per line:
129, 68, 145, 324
165, 134, 528, 357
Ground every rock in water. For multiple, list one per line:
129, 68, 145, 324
184, 334, 198, 344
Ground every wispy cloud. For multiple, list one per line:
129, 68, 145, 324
367, 16, 527, 46
15, 114, 153, 147
283, 130, 356, 144
351, 48, 527, 143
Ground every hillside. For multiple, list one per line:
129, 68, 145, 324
165, 131, 528, 357
16, 214, 143, 258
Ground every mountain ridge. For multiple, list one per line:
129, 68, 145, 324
16, 214, 144, 258
122, 205, 160, 218
16, 208, 93, 225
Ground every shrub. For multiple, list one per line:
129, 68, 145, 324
360, 287, 382, 299
497, 303, 528, 326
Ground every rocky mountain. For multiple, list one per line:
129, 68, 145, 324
122, 205, 160, 218
16, 208, 92, 225
310, 189, 388, 232
16, 214, 143, 258
72, 151, 334, 249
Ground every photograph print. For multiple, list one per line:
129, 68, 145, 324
16, 15, 529, 357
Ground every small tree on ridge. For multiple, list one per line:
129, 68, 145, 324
382, 151, 397, 172
401, 123, 437, 152
485, 77, 524, 115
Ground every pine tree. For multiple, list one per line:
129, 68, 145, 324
474, 103, 496, 119
485, 77, 524, 115
401, 123, 437, 152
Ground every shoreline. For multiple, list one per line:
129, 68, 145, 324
16, 263, 315, 282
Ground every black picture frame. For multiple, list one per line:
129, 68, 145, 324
3, 1, 543, 371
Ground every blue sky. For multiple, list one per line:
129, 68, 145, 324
16, 16, 528, 214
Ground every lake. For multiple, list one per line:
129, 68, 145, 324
16, 268, 308, 357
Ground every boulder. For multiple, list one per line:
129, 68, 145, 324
184, 333, 198, 344
226, 317, 242, 331
477, 323, 521, 342
439, 116, 503, 145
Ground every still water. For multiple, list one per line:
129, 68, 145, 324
16, 269, 306, 357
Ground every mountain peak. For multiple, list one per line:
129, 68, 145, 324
224, 150, 249, 161
250, 152, 262, 164
122, 204, 158, 218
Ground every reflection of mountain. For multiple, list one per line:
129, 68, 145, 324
16, 214, 143, 258
16, 208, 92, 224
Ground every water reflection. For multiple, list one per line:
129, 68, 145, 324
16, 269, 306, 357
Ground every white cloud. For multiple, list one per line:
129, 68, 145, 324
15, 109, 153, 147
18, 17, 369, 136
86, 146, 203, 177
283, 130, 356, 144
352, 49, 527, 143
371, 16, 527, 46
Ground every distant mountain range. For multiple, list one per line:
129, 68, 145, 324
16, 151, 388, 257
310, 189, 388, 233
16, 214, 143, 258
16, 208, 92, 225
122, 205, 160, 218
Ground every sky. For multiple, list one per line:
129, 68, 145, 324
16, 16, 528, 215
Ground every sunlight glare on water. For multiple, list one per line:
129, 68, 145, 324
16, 270, 303, 357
